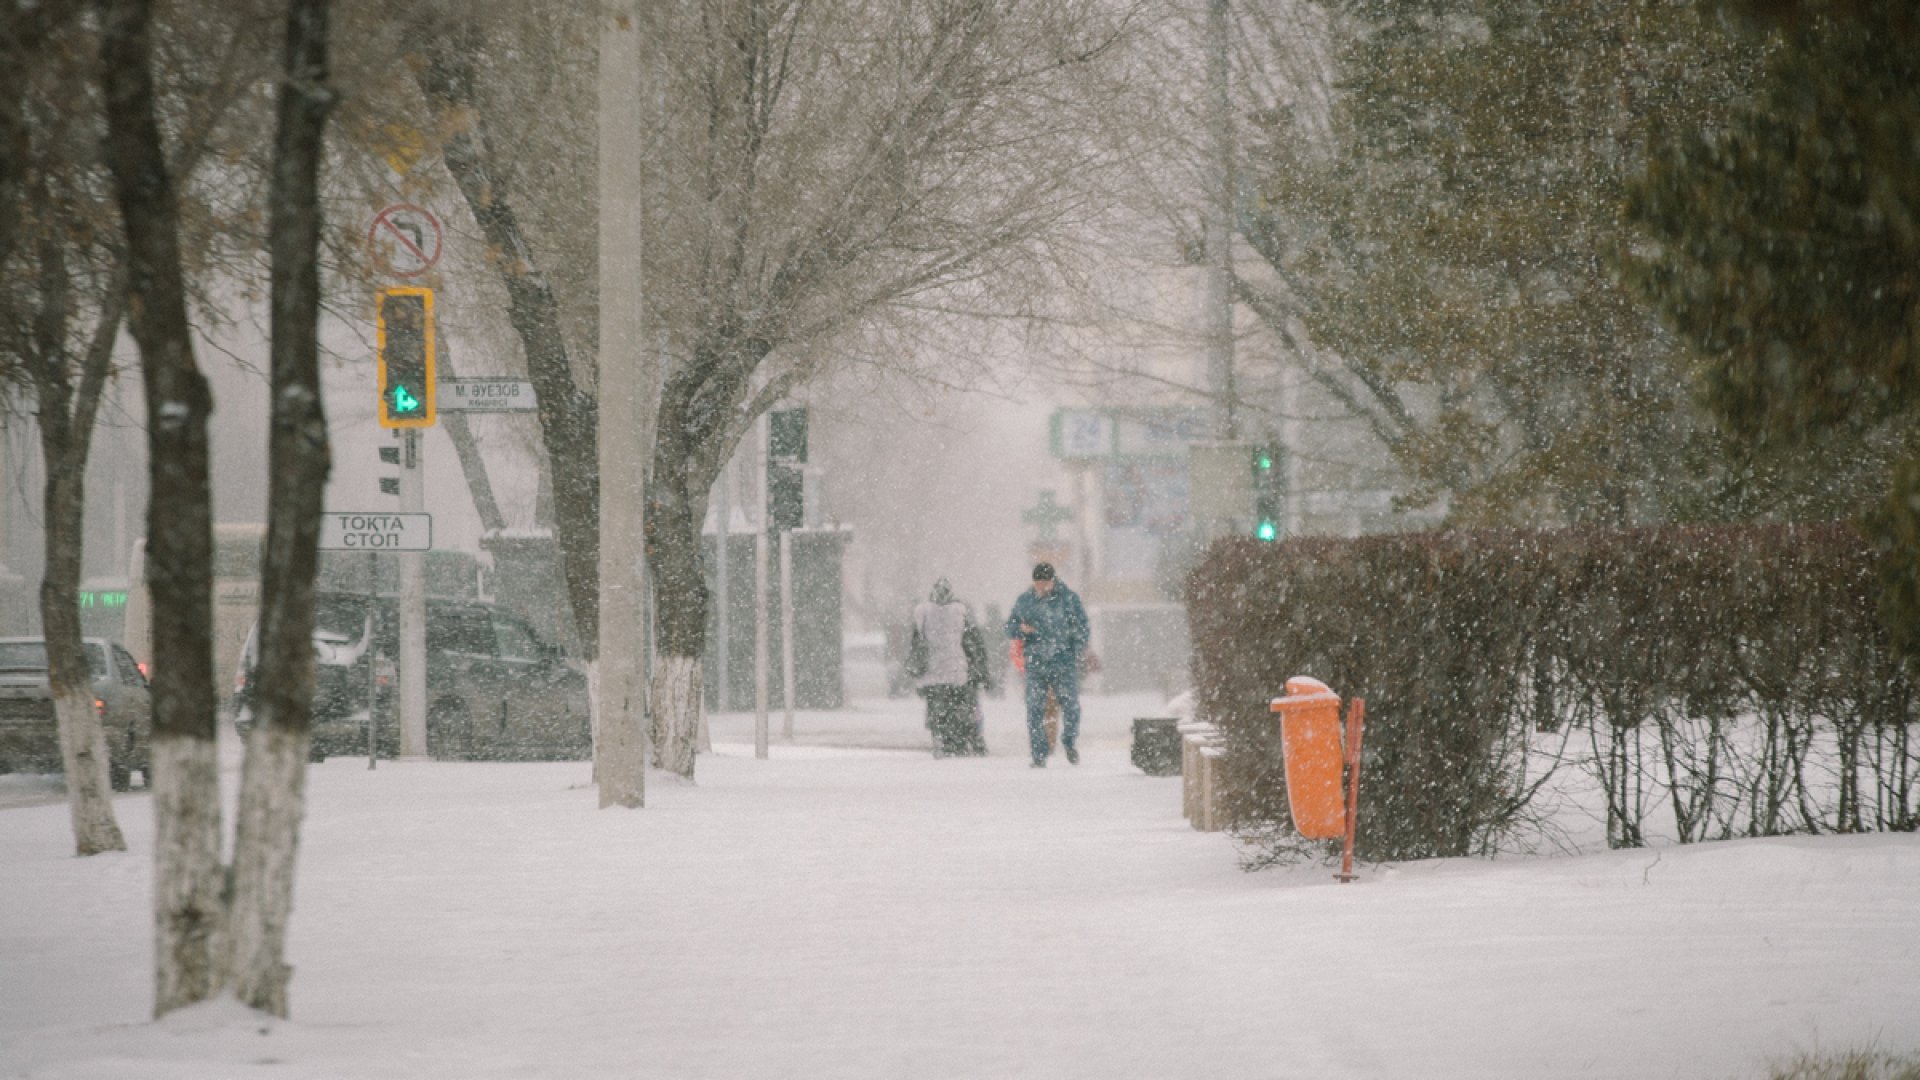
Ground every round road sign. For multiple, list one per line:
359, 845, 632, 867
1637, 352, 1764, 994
367, 204, 443, 279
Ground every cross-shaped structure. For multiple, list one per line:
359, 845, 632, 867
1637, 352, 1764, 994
1021, 489, 1074, 543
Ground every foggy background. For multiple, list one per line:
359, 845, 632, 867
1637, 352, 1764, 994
0, 295, 1082, 642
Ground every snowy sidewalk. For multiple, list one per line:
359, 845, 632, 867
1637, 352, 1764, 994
2, 692, 1918, 1079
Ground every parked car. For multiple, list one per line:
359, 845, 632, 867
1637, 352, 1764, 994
231, 592, 589, 763
0, 636, 152, 790
881, 623, 916, 698
842, 630, 892, 701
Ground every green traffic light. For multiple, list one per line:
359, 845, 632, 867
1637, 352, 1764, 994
392, 385, 421, 414
1256, 520, 1277, 541
1257, 454, 1273, 470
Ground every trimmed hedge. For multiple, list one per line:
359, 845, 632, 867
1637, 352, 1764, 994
1188, 524, 1920, 863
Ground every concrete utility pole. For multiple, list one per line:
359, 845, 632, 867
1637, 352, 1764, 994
595, 0, 648, 807
398, 430, 428, 757
1205, 0, 1238, 441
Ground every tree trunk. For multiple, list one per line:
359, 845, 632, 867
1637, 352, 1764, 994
99, 0, 224, 1018
649, 654, 701, 777
408, 21, 600, 659
645, 369, 718, 779
42, 464, 125, 855
225, 0, 333, 1019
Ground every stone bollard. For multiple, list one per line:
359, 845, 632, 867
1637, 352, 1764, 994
1177, 721, 1215, 822
1196, 745, 1227, 832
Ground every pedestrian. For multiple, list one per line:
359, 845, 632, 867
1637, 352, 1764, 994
912, 578, 990, 757
1005, 562, 1089, 767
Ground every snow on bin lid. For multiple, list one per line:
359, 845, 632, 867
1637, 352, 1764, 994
1271, 674, 1338, 712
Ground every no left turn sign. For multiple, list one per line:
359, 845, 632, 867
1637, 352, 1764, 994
367, 204, 443, 278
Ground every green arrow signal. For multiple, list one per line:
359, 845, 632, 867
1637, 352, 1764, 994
391, 385, 421, 414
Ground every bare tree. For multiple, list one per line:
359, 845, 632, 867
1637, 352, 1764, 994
385, 0, 1128, 786
224, 0, 335, 1016
1, 1, 128, 856
636, 0, 1131, 775
100, 0, 226, 1013
23, 283, 127, 854
0, 4, 74, 269
403, 12, 602, 665
6, 0, 301, 858
102, 0, 335, 1017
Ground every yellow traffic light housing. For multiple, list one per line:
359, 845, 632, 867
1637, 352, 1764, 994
377, 286, 436, 428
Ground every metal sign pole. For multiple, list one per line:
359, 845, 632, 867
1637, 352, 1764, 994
368, 550, 378, 770
780, 529, 795, 740
754, 416, 770, 758
715, 464, 731, 713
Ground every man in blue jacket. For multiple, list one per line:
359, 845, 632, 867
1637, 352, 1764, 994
1006, 562, 1089, 767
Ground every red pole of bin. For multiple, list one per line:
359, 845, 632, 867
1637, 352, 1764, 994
1337, 698, 1366, 883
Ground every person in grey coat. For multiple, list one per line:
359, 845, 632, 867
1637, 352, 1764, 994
912, 578, 989, 757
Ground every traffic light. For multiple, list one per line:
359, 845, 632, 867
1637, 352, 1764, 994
377, 287, 436, 428
767, 407, 808, 532
767, 463, 804, 532
1252, 443, 1284, 541
770, 407, 808, 463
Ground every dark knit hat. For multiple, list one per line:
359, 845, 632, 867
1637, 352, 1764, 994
1032, 562, 1056, 581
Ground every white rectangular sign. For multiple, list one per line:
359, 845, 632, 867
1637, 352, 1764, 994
440, 378, 537, 412
1050, 408, 1114, 460
319, 512, 432, 551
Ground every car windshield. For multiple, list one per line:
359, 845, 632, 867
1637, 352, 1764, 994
428, 609, 494, 658
314, 595, 370, 643
0, 641, 107, 677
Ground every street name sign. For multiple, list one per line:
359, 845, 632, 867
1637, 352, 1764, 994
319, 512, 433, 551
441, 378, 538, 413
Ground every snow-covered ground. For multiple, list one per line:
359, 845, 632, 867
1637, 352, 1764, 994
2, 691, 1917, 1079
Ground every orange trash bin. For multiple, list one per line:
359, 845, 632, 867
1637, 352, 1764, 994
1270, 676, 1346, 840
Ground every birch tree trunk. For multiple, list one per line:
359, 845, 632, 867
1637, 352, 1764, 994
225, 0, 333, 1019
99, 0, 224, 1017
44, 482, 123, 851
644, 365, 714, 779
25, 202, 128, 855
644, 350, 749, 779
